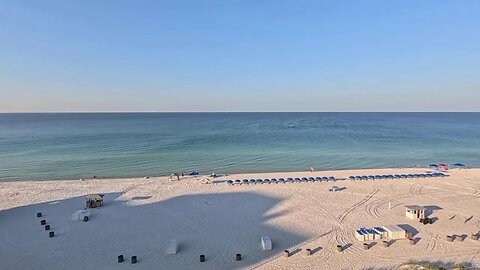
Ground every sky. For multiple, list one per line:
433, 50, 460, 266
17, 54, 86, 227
0, 0, 479, 112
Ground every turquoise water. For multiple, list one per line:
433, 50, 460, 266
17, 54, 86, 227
0, 113, 479, 181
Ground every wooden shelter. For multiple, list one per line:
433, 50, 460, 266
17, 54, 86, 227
405, 205, 426, 219
85, 194, 104, 208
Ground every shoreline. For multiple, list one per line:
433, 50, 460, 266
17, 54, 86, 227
2, 165, 471, 183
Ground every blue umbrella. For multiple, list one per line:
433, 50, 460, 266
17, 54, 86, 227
249, 179, 256, 183
242, 179, 249, 184
316, 177, 323, 181
235, 180, 242, 184
227, 180, 234, 184
329, 176, 336, 181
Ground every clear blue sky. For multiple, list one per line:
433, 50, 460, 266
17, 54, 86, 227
1, 0, 479, 112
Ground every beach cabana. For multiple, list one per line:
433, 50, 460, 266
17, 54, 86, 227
405, 205, 426, 220
383, 225, 406, 240
85, 194, 104, 208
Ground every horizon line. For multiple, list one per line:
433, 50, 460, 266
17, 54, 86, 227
0, 111, 479, 114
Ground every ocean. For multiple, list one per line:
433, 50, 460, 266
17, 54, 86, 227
0, 113, 479, 181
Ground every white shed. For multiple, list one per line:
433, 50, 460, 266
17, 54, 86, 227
383, 225, 406, 240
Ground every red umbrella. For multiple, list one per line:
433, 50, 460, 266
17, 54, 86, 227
438, 163, 448, 167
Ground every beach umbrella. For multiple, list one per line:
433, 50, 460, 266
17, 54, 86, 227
329, 177, 336, 181
242, 179, 249, 184
227, 180, 234, 184
316, 177, 323, 181
235, 180, 242, 184
452, 163, 465, 168
348, 176, 355, 180
438, 163, 448, 167
429, 164, 438, 168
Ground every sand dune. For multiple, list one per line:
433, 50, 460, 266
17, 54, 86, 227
0, 168, 479, 269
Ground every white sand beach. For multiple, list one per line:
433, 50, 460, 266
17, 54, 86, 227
0, 168, 479, 270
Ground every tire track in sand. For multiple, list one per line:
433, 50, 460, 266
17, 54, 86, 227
338, 188, 378, 224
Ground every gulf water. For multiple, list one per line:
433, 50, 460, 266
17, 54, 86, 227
0, 113, 479, 181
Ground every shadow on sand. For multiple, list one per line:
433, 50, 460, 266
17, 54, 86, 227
0, 191, 308, 270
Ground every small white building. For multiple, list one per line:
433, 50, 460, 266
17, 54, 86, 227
405, 205, 426, 219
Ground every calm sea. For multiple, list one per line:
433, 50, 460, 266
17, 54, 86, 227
0, 113, 479, 181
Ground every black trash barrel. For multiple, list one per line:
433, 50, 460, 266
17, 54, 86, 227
44, 225, 50, 231
49, 231, 55, 237
117, 255, 124, 263
83, 216, 89, 222
199, 255, 205, 262
41, 220, 46, 225
37, 212, 42, 218
131, 256, 137, 264
236, 254, 241, 261
336, 245, 342, 252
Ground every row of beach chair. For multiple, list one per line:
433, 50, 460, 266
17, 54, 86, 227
227, 176, 336, 185
348, 173, 445, 180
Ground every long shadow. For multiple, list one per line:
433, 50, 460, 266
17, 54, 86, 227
0, 191, 307, 270
397, 224, 419, 236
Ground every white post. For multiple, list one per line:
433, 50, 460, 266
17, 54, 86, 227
389, 202, 391, 210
